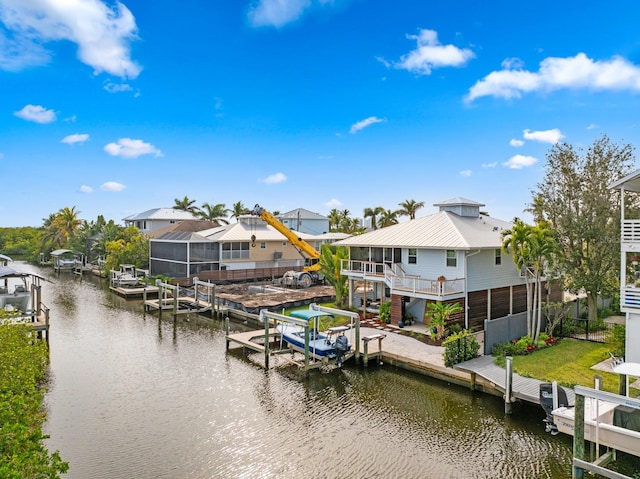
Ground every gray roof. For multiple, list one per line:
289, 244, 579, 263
152, 231, 212, 242
334, 211, 512, 249
123, 208, 198, 222
278, 208, 327, 221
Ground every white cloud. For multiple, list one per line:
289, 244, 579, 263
501, 57, 525, 70
459, 169, 472, 177
80, 185, 93, 193
350, 116, 386, 134
100, 181, 125, 192
467, 53, 640, 102
325, 198, 341, 208
482, 162, 498, 168
64, 115, 77, 123
523, 128, 564, 144
247, 0, 311, 28
262, 172, 287, 184
104, 138, 162, 158
503, 154, 538, 169
510, 139, 524, 147
14, 104, 56, 123
104, 82, 133, 93
587, 123, 598, 130
395, 29, 475, 75
0, 0, 141, 78
61, 133, 89, 145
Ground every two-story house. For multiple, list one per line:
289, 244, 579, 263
336, 197, 561, 331
277, 208, 330, 235
610, 170, 640, 363
123, 208, 199, 235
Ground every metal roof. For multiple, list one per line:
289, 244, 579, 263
334, 211, 512, 249
278, 208, 327, 221
122, 208, 198, 222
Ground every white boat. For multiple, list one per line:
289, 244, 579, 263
550, 364, 640, 457
552, 399, 640, 456
0, 264, 43, 313
111, 264, 143, 288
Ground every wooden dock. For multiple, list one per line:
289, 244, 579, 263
110, 285, 159, 298
226, 328, 281, 353
455, 355, 575, 406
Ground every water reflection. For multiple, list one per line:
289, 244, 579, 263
35, 267, 638, 478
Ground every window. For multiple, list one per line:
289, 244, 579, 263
446, 250, 457, 267
408, 248, 417, 264
495, 249, 502, 266
260, 242, 266, 249
221, 242, 250, 259
282, 241, 287, 247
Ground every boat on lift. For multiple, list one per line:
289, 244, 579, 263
277, 309, 352, 364
0, 259, 45, 313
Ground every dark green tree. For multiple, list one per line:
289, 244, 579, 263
397, 199, 425, 220
531, 135, 635, 322
319, 244, 349, 307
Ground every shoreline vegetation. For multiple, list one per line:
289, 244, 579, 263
0, 313, 68, 479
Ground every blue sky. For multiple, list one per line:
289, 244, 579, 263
2, 0, 640, 227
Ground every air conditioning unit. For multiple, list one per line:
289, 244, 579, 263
273, 252, 283, 260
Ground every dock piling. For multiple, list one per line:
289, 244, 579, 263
505, 356, 513, 414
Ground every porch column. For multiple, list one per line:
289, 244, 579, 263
487, 289, 491, 320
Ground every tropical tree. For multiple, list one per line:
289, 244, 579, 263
319, 244, 349, 307
531, 135, 635, 322
377, 209, 399, 228
328, 209, 342, 231
501, 218, 535, 337
103, 228, 150, 272
198, 202, 230, 224
363, 206, 384, 230
397, 199, 425, 220
40, 206, 82, 252
173, 196, 199, 214
231, 201, 249, 221
501, 219, 557, 342
425, 301, 462, 340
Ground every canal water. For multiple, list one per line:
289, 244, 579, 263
32, 265, 635, 478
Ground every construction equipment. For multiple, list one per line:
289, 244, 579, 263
250, 204, 324, 288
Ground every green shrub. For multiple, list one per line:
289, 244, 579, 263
378, 301, 391, 324
442, 330, 480, 367
0, 314, 68, 478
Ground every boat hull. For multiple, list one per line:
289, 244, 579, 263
553, 402, 640, 456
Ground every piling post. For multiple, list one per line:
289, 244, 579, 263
264, 317, 270, 369
173, 286, 178, 322
35, 285, 42, 317
572, 393, 585, 479
363, 339, 369, 367
354, 317, 361, 365
304, 323, 310, 378
505, 356, 513, 414
225, 316, 230, 350
156, 280, 163, 317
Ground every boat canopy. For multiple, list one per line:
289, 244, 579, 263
289, 309, 334, 322
0, 265, 46, 281
0, 254, 12, 262
50, 249, 81, 257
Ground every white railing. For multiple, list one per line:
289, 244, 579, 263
341, 259, 464, 298
622, 286, 640, 311
622, 220, 640, 242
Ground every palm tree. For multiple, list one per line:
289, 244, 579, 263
231, 201, 249, 222
42, 206, 82, 250
398, 199, 425, 220
198, 203, 230, 224
377, 209, 399, 228
173, 195, 199, 214
328, 209, 342, 231
363, 206, 384, 230
501, 217, 556, 342
426, 301, 463, 340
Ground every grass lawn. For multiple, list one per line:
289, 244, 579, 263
510, 338, 632, 394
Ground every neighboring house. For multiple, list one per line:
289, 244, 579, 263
335, 197, 561, 331
610, 170, 640, 363
149, 214, 349, 278
277, 208, 329, 235
123, 208, 199, 235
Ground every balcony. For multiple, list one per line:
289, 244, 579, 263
341, 259, 465, 300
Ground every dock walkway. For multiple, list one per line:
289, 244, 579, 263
455, 355, 575, 406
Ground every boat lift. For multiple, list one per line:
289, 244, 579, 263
225, 303, 365, 374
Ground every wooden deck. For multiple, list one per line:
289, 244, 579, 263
226, 328, 280, 353
110, 285, 159, 298
455, 355, 575, 406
